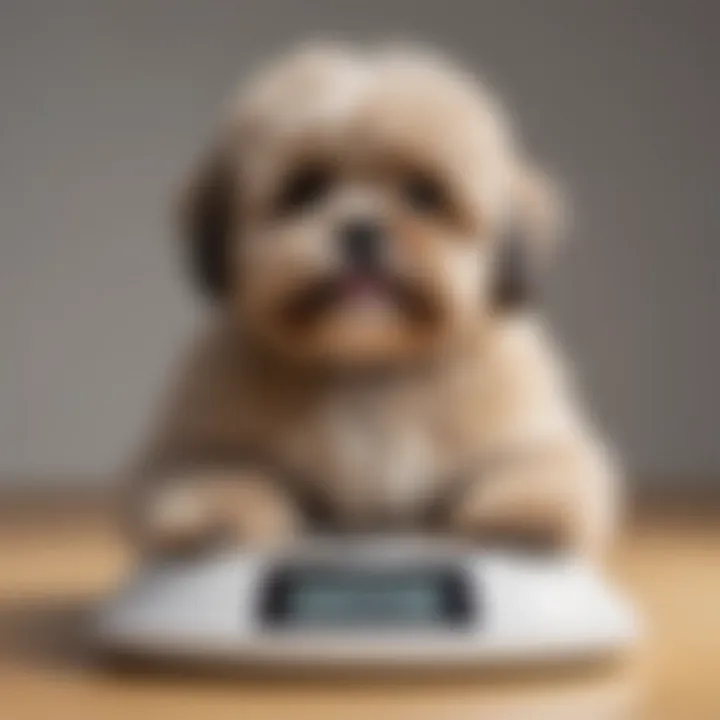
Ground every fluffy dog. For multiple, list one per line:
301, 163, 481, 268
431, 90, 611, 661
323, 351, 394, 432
129, 44, 619, 557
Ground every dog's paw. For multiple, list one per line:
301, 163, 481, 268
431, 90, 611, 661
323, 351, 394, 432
451, 443, 618, 557
140, 469, 301, 555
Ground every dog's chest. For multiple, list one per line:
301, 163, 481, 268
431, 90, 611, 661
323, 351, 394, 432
279, 386, 447, 522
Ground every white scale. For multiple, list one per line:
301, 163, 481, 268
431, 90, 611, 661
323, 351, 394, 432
96, 536, 639, 670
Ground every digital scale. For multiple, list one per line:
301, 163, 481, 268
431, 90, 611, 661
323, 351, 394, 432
96, 536, 639, 671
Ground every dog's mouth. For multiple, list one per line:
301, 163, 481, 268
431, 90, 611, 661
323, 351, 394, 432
279, 271, 441, 329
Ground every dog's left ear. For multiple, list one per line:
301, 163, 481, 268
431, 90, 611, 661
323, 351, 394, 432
179, 144, 236, 300
493, 161, 564, 310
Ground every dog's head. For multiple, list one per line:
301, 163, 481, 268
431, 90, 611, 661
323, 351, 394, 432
181, 45, 560, 367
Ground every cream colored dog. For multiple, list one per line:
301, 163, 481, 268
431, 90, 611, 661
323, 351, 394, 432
129, 44, 619, 558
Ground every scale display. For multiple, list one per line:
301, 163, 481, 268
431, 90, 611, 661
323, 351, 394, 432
260, 564, 474, 628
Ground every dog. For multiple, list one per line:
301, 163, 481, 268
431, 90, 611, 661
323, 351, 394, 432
128, 44, 619, 558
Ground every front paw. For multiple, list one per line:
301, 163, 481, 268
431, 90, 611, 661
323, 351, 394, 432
451, 445, 618, 556
138, 469, 302, 555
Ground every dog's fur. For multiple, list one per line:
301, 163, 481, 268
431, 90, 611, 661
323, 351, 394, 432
129, 45, 619, 557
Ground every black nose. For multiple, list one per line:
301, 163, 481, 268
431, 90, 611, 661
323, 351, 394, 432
340, 218, 384, 269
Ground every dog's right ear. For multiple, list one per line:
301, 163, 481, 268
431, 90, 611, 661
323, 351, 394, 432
179, 145, 236, 299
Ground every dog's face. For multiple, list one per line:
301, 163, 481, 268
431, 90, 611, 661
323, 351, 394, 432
183, 47, 557, 367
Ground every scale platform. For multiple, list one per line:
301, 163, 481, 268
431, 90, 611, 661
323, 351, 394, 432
95, 536, 639, 671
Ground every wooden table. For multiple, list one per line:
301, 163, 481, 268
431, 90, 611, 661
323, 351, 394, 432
1, 504, 718, 719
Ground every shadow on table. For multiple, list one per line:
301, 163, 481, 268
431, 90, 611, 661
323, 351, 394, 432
0, 595, 97, 669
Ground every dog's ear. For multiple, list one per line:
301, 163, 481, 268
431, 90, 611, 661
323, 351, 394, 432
179, 145, 236, 299
493, 161, 564, 310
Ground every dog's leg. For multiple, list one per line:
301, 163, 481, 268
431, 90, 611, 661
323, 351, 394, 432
132, 469, 302, 555
450, 440, 619, 557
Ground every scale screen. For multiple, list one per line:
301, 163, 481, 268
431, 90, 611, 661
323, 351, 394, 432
259, 563, 474, 629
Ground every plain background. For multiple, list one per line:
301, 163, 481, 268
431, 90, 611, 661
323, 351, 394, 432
1, 0, 718, 489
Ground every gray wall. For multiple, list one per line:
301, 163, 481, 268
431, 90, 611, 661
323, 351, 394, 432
1, 0, 718, 486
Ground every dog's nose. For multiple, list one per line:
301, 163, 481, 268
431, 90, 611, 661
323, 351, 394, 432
340, 218, 384, 269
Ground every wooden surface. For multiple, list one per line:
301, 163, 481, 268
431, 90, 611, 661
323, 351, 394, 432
1, 507, 719, 719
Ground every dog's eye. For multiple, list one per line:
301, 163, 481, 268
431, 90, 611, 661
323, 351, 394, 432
276, 164, 334, 215
403, 173, 449, 215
